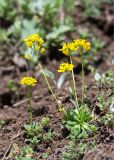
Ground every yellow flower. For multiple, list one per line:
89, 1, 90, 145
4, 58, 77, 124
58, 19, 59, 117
24, 39, 33, 48
23, 34, 44, 48
74, 39, 91, 54
59, 43, 69, 56
24, 53, 31, 60
20, 77, 37, 86
59, 39, 91, 56
59, 42, 78, 56
28, 34, 39, 43
38, 38, 44, 45
35, 44, 40, 51
41, 48, 45, 53
58, 63, 74, 72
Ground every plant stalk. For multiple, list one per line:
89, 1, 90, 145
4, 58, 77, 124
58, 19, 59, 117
81, 54, 85, 104
70, 56, 79, 108
27, 86, 32, 124
38, 62, 61, 109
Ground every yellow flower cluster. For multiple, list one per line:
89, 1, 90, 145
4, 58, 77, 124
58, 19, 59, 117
59, 43, 74, 56
20, 76, 37, 86
58, 63, 74, 72
23, 34, 45, 54
24, 34, 44, 48
74, 39, 91, 54
59, 39, 91, 56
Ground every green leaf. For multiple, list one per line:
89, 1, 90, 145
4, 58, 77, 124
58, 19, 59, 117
8, 20, 22, 37
46, 25, 72, 40
21, 19, 39, 38
41, 69, 55, 80
41, 153, 48, 159
0, 28, 8, 41
57, 72, 67, 89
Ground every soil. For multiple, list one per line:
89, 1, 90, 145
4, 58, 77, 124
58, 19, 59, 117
0, 1, 114, 160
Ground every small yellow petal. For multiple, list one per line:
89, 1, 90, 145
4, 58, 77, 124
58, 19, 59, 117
41, 48, 45, 53
35, 45, 40, 51
20, 77, 37, 86
24, 54, 31, 60
57, 63, 74, 72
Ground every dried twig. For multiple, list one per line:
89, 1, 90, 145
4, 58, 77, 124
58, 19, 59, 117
13, 99, 28, 107
1, 130, 23, 160
1, 141, 14, 160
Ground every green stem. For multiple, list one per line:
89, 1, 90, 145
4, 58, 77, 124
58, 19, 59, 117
38, 62, 61, 109
27, 86, 32, 124
70, 56, 79, 108
81, 55, 85, 104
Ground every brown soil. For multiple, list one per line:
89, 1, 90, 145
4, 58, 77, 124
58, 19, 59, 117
0, 1, 114, 160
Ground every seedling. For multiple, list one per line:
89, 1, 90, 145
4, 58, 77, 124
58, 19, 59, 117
96, 92, 114, 112
24, 117, 53, 147
41, 117, 50, 127
40, 153, 48, 159
63, 140, 96, 160
43, 130, 54, 143
63, 105, 96, 139
94, 70, 114, 87
99, 113, 114, 125
10, 143, 34, 160
15, 146, 34, 160
24, 122, 42, 139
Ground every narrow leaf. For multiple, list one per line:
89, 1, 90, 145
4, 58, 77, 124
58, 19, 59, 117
57, 72, 67, 89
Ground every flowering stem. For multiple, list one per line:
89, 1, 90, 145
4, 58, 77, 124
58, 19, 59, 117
38, 61, 61, 109
70, 56, 79, 108
81, 54, 85, 104
27, 86, 32, 124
